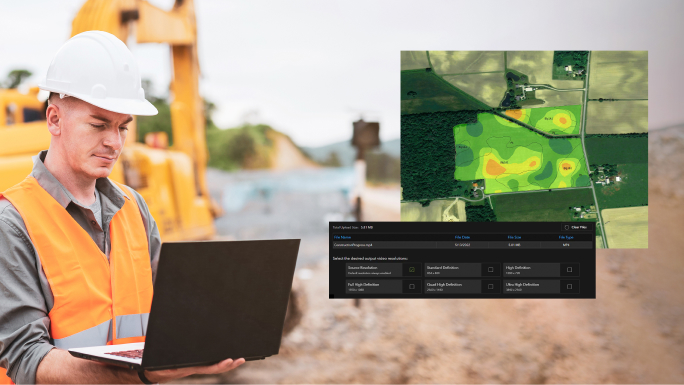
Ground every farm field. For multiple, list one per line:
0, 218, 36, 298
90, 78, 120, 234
429, 51, 504, 75
400, 199, 466, 222
506, 51, 584, 89
532, 89, 583, 108
443, 72, 507, 108
501, 105, 582, 135
595, 163, 648, 209
401, 51, 430, 71
585, 136, 648, 164
586, 100, 648, 134
453, 112, 590, 194
552, 51, 589, 81
401, 70, 488, 114
596, 236, 604, 249
588, 51, 648, 99
528, 105, 581, 135
491, 188, 595, 222
602, 206, 648, 248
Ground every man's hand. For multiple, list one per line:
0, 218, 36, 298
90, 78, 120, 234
143, 358, 246, 383
36, 348, 245, 384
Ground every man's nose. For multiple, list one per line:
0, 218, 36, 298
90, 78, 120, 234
102, 126, 124, 150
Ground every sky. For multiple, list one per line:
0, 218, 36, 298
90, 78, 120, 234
1, 0, 683, 147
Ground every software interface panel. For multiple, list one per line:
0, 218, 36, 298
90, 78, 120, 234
329, 222, 596, 299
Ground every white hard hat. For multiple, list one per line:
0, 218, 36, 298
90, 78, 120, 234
39, 30, 158, 116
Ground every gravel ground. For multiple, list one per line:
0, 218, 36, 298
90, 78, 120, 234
173, 127, 684, 383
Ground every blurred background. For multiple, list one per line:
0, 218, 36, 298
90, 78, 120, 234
1, 0, 683, 383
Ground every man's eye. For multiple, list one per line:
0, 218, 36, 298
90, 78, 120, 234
120, 126, 129, 131
90, 124, 105, 128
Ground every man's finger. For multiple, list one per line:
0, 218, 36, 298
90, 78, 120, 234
224, 358, 245, 371
201, 357, 245, 374
194, 358, 234, 374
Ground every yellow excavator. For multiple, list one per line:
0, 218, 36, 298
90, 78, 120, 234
1, 0, 305, 337
0, 0, 217, 241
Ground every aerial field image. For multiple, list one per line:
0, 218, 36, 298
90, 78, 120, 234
400, 51, 648, 248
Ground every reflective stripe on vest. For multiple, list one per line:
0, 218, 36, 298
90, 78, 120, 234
0, 177, 153, 376
49, 312, 150, 349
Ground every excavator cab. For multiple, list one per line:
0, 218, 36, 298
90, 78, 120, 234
1, 0, 218, 240
0, 88, 52, 191
0, 87, 44, 127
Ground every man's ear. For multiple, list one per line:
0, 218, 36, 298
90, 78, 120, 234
46, 104, 62, 136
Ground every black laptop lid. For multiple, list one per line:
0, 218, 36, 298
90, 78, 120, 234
141, 239, 300, 370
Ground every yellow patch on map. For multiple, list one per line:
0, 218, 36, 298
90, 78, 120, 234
553, 113, 572, 129
558, 159, 576, 176
482, 153, 541, 178
505, 109, 528, 121
558, 181, 567, 188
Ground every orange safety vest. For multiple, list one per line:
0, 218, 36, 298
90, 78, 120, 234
0, 176, 153, 384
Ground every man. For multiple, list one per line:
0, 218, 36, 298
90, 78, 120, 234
0, 31, 244, 384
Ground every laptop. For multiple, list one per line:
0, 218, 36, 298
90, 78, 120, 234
68, 239, 300, 371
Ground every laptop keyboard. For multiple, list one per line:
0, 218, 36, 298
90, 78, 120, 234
105, 349, 144, 359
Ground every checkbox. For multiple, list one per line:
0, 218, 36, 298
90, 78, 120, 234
488, 284, 494, 289
409, 284, 415, 290
567, 284, 572, 289
567, 267, 573, 273
487, 267, 494, 272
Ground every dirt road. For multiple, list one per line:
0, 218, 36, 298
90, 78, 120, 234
174, 127, 683, 384
179, 192, 678, 384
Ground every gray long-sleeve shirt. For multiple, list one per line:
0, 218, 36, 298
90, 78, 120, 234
0, 150, 161, 384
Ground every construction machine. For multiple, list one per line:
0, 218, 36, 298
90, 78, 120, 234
0, 0, 217, 241
1, 0, 305, 334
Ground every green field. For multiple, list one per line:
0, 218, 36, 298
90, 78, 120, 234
491, 188, 596, 221
453, 112, 589, 194
585, 135, 648, 164
401, 70, 490, 115
500, 105, 582, 136
595, 163, 648, 209
529, 105, 581, 135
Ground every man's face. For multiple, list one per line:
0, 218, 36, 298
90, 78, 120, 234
48, 97, 132, 180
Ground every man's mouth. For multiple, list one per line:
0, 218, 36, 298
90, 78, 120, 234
93, 154, 116, 163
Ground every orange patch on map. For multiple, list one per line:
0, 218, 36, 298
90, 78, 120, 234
529, 161, 537, 167
553, 113, 572, 129
558, 159, 577, 177
486, 159, 507, 176
505, 109, 523, 120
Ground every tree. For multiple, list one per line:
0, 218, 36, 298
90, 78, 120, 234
3, 69, 32, 89
225, 127, 257, 167
204, 98, 217, 126
321, 151, 342, 167
465, 203, 497, 222
401, 110, 488, 201
137, 78, 219, 145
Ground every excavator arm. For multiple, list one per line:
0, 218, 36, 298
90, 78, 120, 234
72, 0, 210, 203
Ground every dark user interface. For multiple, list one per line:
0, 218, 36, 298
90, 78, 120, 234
329, 222, 596, 299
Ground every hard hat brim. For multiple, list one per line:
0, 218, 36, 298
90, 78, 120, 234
40, 85, 159, 116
